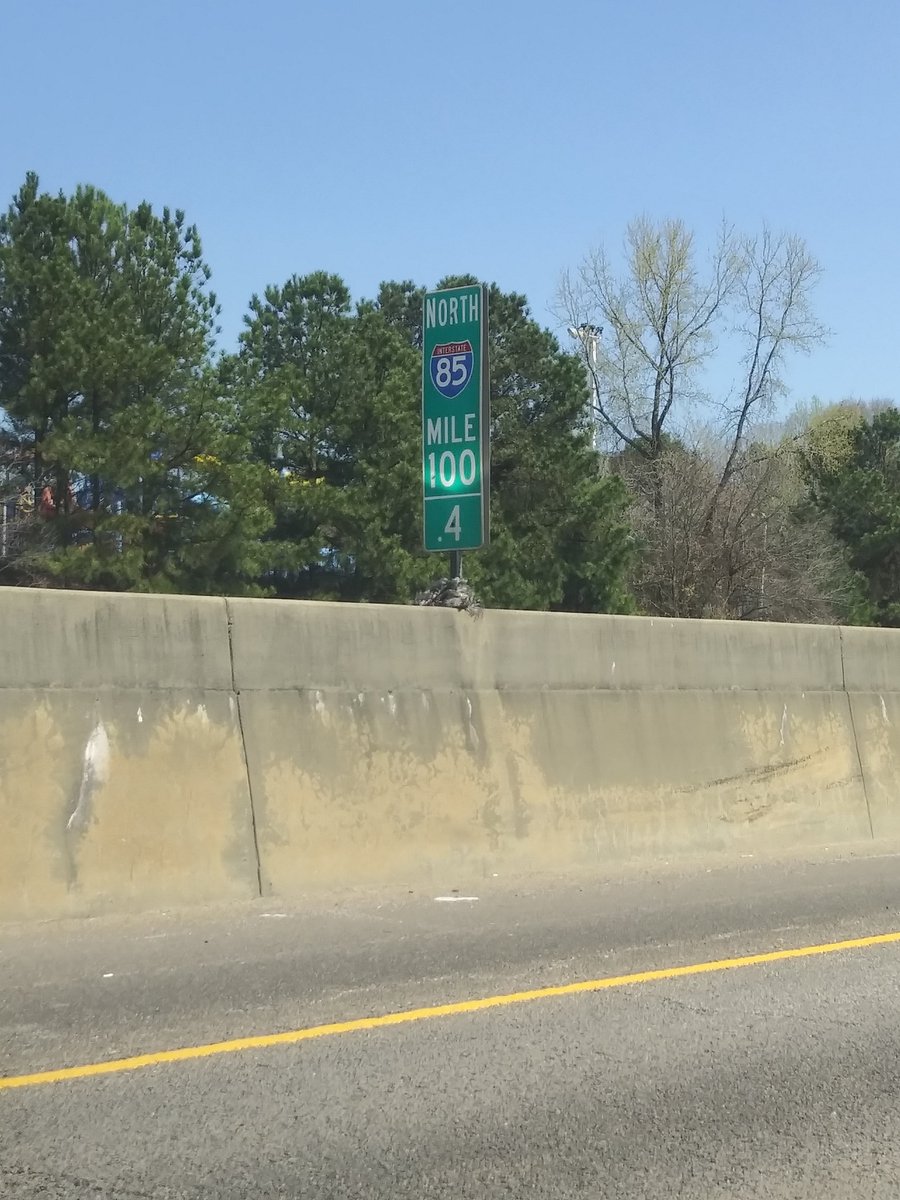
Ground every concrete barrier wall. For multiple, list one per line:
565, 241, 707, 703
841, 626, 900, 842
2, 588, 899, 920
228, 602, 871, 896
0, 591, 258, 921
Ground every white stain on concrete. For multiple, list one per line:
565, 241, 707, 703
196, 703, 210, 727
465, 695, 479, 749
434, 896, 479, 903
67, 721, 111, 833
780, 704, 788, 747
313, 690, 326, 717
882, 695, 890, 725
136, 706, 143, 724
387, 692, 397, 718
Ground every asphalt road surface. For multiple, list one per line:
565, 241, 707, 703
4, 848, 900, 1198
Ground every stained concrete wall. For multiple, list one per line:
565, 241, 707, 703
229, 602, 872, 896
2, 589, 898, 921
841, 626, 900, 843
0, 591, 258, 920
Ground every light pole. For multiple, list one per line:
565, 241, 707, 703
751, 509, 769, 618
568, 324, 603, 453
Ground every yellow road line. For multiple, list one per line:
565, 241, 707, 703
3, 928, 899, 1092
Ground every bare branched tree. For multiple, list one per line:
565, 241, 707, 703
561, 218, 832, 620
559, 217, 738, 462
617, 435, 853, 623
715, 230, 826, 496
560, 219, 825, 464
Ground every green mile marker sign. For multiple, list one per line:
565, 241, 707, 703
421, 283, 490, 553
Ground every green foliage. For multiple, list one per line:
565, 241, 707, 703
231, 272, 633, 611
804, 407, 900, 626
229, 272, 424, 601
0, 173, 272, 594
15, 171, 878, 625
13, 175, 885, 626
0, 173, 633, 610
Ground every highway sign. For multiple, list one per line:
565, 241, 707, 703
422, 284, 489, 552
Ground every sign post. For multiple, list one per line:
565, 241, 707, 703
421, 283, 489, 572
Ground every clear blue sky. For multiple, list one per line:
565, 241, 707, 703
4, 0, 899, 407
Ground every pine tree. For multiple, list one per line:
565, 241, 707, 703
804, 407, 900, 626
234, 272, 633, 611
0, 173, 272, 593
